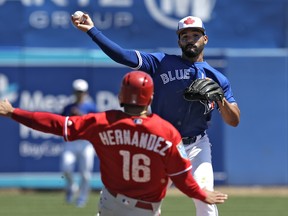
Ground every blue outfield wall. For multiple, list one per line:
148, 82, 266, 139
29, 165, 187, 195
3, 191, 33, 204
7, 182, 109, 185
0, 49, 127, 189
0, 48, 226, 188
224, 49, 288, 185
0, 48, 287, 188
0, 0, 288, 188
0, 0, 287, 49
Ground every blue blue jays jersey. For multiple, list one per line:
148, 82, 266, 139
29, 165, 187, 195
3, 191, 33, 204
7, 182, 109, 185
62, 100, 97, 116
134, 52, 236, 137
86, 27, 236, 137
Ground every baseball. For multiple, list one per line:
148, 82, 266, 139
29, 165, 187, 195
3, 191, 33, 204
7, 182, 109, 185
72, 11, 86, 23
73, 11, 84, 18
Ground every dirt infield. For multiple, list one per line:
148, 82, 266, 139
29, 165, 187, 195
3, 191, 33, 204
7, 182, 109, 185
167, 186, 288, 197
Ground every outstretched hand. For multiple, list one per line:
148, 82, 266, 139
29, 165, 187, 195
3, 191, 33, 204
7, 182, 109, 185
0, 99, 14, 117
71, 13, 94, 32
203, 188, 228, 204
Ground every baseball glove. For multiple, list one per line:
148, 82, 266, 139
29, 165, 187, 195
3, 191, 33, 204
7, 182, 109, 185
183, 78, 224, 102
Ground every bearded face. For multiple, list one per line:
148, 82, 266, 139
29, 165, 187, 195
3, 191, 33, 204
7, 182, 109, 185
178, 29, 207, 58
180, 42, 205, 58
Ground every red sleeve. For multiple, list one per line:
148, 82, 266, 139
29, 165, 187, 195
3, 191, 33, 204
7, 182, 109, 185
11, 108, 65, 136
170, 170, 208, 203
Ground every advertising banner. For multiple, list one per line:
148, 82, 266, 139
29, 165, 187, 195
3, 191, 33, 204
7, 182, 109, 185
0, 49, 226, 187
0, 0, 286, 49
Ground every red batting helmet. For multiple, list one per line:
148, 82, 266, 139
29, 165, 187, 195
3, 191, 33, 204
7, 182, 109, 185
119, 71, 154, 106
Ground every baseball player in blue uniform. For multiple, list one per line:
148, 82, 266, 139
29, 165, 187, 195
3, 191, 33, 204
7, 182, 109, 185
61, 79, 98, 207
72, 14, 240, 216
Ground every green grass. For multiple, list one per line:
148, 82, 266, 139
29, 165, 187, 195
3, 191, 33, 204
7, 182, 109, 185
162, 195, 288, 216
0, 190, 287, 216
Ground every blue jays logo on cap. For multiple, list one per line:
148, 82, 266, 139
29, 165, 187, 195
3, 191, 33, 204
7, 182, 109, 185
177, 16, 206, 35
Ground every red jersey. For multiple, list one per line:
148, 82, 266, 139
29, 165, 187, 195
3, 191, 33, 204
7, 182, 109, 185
12, 108, 206, 203
64, 110, 191, 202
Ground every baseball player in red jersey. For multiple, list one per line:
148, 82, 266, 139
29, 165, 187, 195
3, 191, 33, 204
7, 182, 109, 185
0, 71, 227, 216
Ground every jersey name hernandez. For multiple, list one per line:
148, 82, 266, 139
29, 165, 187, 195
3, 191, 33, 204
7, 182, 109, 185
99, 129, 172, 156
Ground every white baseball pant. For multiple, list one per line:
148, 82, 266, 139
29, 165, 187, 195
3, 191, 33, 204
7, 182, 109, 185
61, 139, 95, 205
96, 187, 162, 216
184, 133, 219, 216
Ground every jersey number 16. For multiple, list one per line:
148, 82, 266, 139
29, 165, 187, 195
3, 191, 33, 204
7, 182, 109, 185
119, 150, 151, 183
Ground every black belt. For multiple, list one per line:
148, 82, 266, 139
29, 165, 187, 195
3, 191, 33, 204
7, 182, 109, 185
182, 132, 205, 145
107, 188, 153, 211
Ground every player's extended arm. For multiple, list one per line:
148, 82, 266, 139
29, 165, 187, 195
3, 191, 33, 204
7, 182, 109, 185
71, 13, 139, 68
217, 99, 240, 127
170, 170, 228, 204
0, 99, 64, 136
